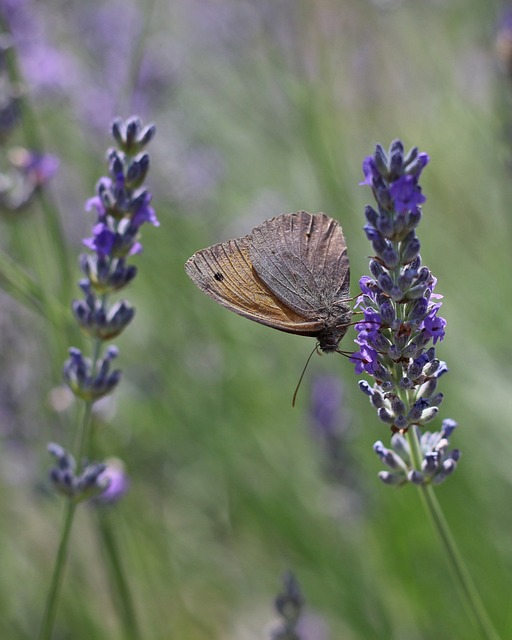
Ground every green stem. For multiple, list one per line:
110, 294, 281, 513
95, 509, 141, 640
86, 333, 141, 640
37, 501, 77, 640
407, 429, 500, 640
38, 394, 96, 639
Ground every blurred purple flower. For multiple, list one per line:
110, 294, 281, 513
309, 376, 345, 439
95, 458, 130, 504
9, 147, 59, 187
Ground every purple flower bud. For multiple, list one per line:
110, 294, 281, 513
400, 231, 421, 263
388, 394, 405, 416
369, 389, 384, 409
428, 392, 444, 407
360, 156, 379, 186
95, 458, 130, 505
381, 244, 399, 268
407, 398, 430, 422
403, 145, 419, 167
418, 378, 438, 398
374, 144, 389, 175
358, 380, 373, 396
408, 470, 424, 485
378, 471, 402, 485
377, 272, 395, 296
409, 297, 428, 322
418, 407, 438, 424
406, 152, 429, 177
365, 205, 379, 226
376, 214, 394, 237
126, 153, 150, 188
378, 408, 395, 424
379, 300, 395, 325
441, 418, 457, 438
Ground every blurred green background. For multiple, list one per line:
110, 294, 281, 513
2, 0, 512, 638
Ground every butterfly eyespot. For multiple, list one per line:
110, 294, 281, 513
214, 272, 224, 281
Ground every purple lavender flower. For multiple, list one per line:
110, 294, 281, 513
353, 140, 459, 485
309, 376, 354, 484
9, 148, 59, 187
374, 422, 461, 486
95, 458, 130, 504
309, 376, 345, 439
47, 443, 108, 501
63, 117, 156, 394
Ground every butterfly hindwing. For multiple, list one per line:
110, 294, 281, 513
184, 236, 323, 335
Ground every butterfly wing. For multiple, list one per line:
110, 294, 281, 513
185, 235, 324, 335
248, 211, 350, 318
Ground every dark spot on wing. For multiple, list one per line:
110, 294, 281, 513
214, 272, 224, 281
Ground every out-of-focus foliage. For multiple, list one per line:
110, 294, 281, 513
1, 0, 511, 638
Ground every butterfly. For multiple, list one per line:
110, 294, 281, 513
185, 211, 352, 353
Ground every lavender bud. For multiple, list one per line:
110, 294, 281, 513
378, 408, 395, 424
419, 407, 438, 424
377, 273, 395, 296
389, 395, 406, 416
370, 389, 384, 409
381, 244, 400, 268
417, 378, 438, 398
403, 145, 419, 167
376, 214, 394, 237
365, 205, 379, 226
379, 300, 395, 325
408, 470, 424, 485
406, 398, 429, 422
126, 153, 150, 188
441, 418, 457, 438
428, 392, 444, 407
408, 297, 428, 322
378, 471, 403, 485
374, 144, 388, 175
368, 261, 384, 281
400, 231, 421, 263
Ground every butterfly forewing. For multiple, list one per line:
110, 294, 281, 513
248, 211, 350, 317
184, 236, 323, 335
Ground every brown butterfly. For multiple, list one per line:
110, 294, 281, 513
185, 211, 352, 353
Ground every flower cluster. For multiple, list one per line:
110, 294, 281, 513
51, 116, 157, 501
63, 346, 121, 402
64, 117, 157, 398
352, 140, 459, 485
48, 443, 108, 502
374, 421, 460, 486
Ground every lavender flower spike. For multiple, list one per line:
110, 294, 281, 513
64, 116, 156, 400
47, 443, 108, 502
374, 422, 461, 487
353, 140, 459, 485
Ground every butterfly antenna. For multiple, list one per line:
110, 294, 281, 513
292, 345, 318, 407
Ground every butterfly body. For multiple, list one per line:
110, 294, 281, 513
185, 211, 352, 353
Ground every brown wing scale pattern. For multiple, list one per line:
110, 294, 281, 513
185, 236, 323, 335
248, 211, 350, 317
